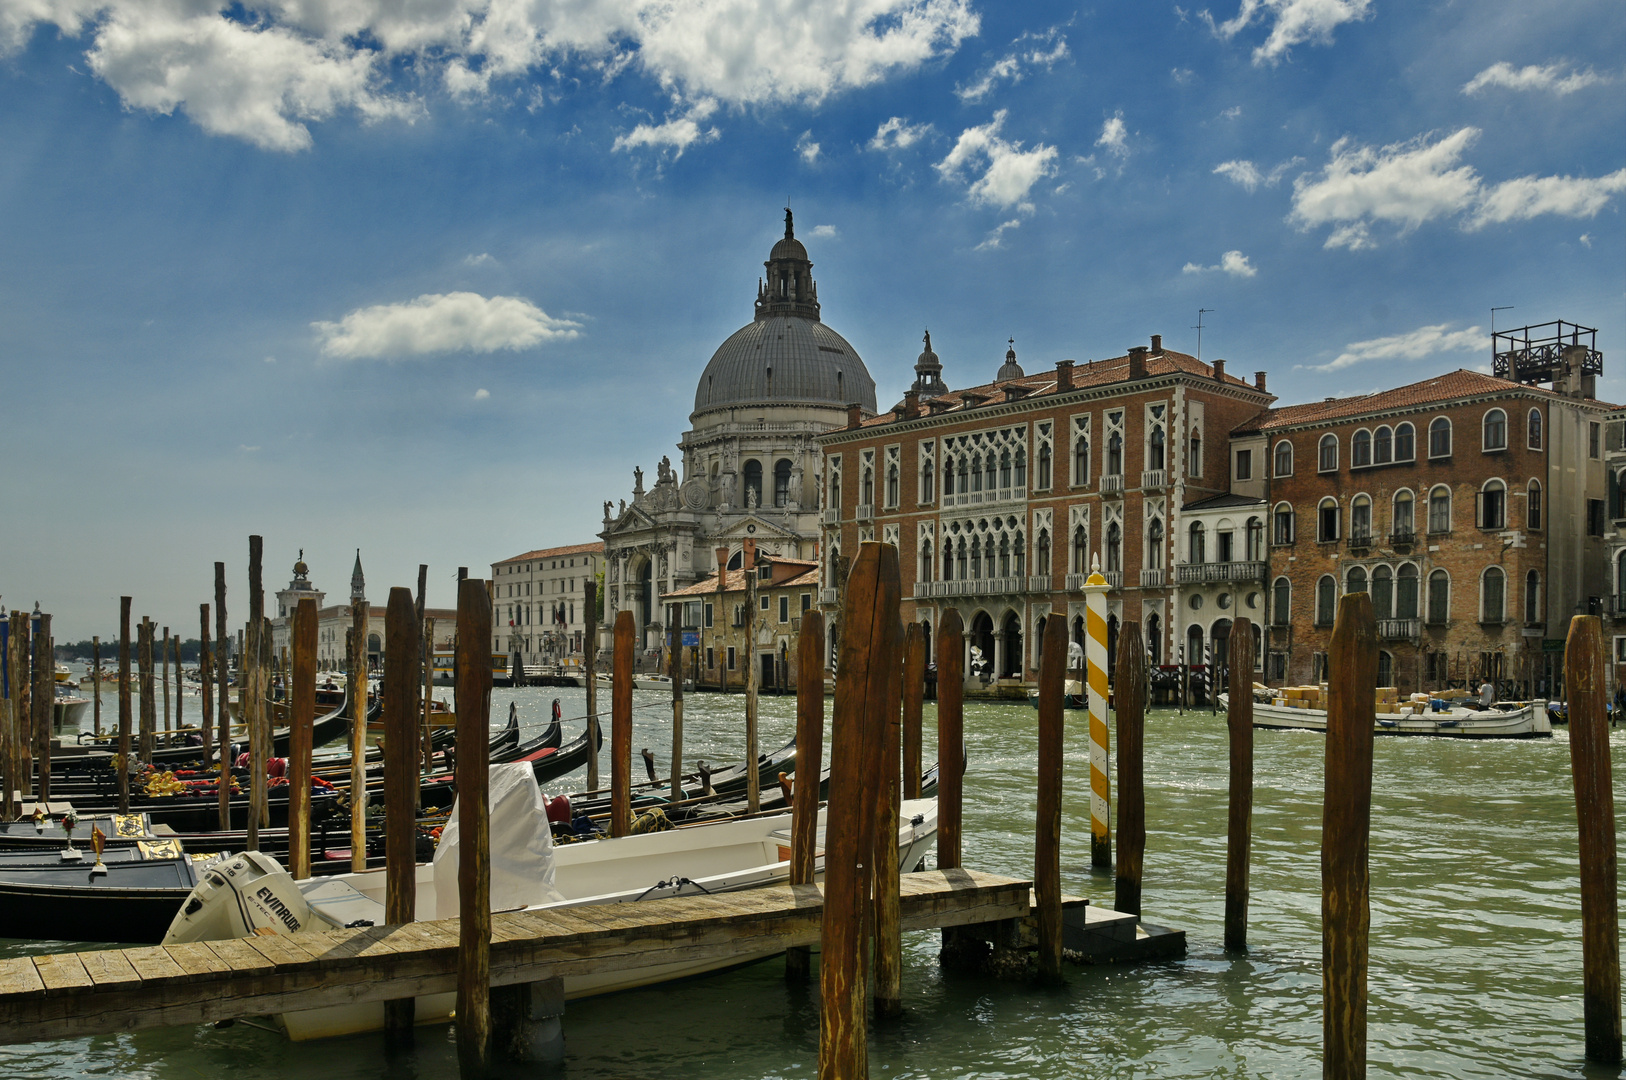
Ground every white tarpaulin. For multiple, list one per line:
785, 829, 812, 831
433, 762, 564, 919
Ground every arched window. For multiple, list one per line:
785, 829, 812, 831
1149, 426, 1166, 470
1147, 518, 1164, 570
1318, 497, 1341, 542
1107, 431, 1123, 475
1273, 502, 1295, 545
1377, 650, 1393, 688
985, 537, 996, 578
1014, 532, 1026, 576
1247, 517, 1264, 560
1104, 523, 1120, 572
1351, 494, 1372, 540
1397, 564, 1419, 619
998, 535, 1011, 577
1189, 521, 1206, 564
1371, 565, 1393, 618
1014, 447, 1027, 487
1073, 525, 1089, 573
970, 454, 983, 493
943, 542, 955, 581
884, 461, 899, 507
985, 455, 997, 492
1483, 408, 1507, 451
774, 459, 793, 507
999, 449, 1012, 489
1346, 565, 1368, 594
956, 538, 968, 580
1272, 576, 1291, 626
1429, 417, 1452, 458
1481, 567, 1505, 624
745, 459, 764, 505
1074, 433, 1089, 485
1528, 408, 1543, 450
1374, 425, 1392, 464
1037, 443, 1052, 489
1394, 422, 1416, 462
1318, 434, 1338, 472
1527, 480, 1542, 530
1316, 575, 1337, 626
1392, 490, 1415, 539
922, 460, 935, 502
919, 539, 933, 582
1274, 440, 1293, 477
1146, 613, 1162, 664
1525, 569, 1540, 624
1190, 430, 1202, 476
1478, 479, 1506, 529
1036, 529, 1052, 575
1352, 429, 1372, 467
1427, 485, 1452, 534
942, 457, 955, 497
970, 538, 982, 579
1427, 569, 1450, 625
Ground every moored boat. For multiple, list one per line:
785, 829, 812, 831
1223, 693, 1551, 738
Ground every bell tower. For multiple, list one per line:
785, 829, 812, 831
755, 208, 821, 322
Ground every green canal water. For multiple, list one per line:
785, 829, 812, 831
1, 685, 1616, 1078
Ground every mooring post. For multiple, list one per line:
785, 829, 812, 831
1324, 591, 1376, 1080
118, 599, 131, 813
248, 536, 267, 841
785, 608, 826, 982
610, 610, 634, 837
1114, 621, 1147, 919
937, 608, 965, 871
174, 633, 183, 732
669, 608, 684, 799
161, 626, 170, 735
584, 581, 599, 790
421, 615, 435, 782
1225, 617, 1255, 951
10, 611, 28, 816
873, 617, 906, 1019
1035, 609, 1068, 983
138, 617, 155, 768
902, 622, 925, 800
1566, 614, 1621, 1064
819, 543, 899, 1080
745, 540, 760, 815
214, 565, 230, 830
91, 635, 101, 738
384, 586, 421, 1043
198, 607, 212, 770
456, 577, 494, 1077
33, 613, 51, 804
289, 598, 317, 881
351, 598, 369, 872
15, 615, 30, 806
715, 547, 729, 694
1, 615, 12, 823
1082, 561, 1113, 869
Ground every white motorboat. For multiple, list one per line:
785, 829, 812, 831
53, 684, 91, 729
1222, 693, 1551, 738
165, 763, 938, 1040
594, 672, 678, 691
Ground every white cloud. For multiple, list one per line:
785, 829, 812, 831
612, 98, 718, 157
463, 252, 496, 267
1463, 60, 1609, 97
810, 224, 838, 238
313, 292, 581, 360
1580, 233, 1592, 248
1201, 0, 1371, 65
1220, 105, 1242, 119
1310, 322, 1483, 372
473, 387, 490, 400
1290, 128, 1626, 247
6, 0, 979, 150
869, 115, 932, 150
1171, 66, 1195, 84
1213, 155, 1303, 191
936, 110, 1059, 212
955, 27, 1068, 102
1182, 250, 1257, 277
795, 130, 820, 164
974, 218, 1021, 250
1095, 111, 1128, 157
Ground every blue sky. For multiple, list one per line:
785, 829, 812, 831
1, 0, 1621, 639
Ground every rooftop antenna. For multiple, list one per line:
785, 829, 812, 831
1193, 308, 1215, 363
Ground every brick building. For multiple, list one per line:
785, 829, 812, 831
660, 552, 820, 690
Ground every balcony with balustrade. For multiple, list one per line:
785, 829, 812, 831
1141, 469, 1167, 491
1377, 618, 1419, 641
820, 508, 841, 526
819, 588, 839, 606
1139, 568, 1166, 588
1100, 474, 1124, 496
1346, 530, 1375, 553
1389, 528, 1416, 548
855, 503, 874, 522
1174, 561, 1267, 585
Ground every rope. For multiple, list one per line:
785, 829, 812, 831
634, 876, 713, 902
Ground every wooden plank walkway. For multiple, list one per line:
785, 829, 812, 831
0, 869, 1028, 1045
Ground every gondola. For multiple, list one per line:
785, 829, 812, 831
511, 718, 601, 786
0, 840, 204, 943
0, 812, 164, 852
58, 694, 357, 769
551, 735, 799, 821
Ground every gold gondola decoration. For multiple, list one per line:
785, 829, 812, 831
90, 825, 107, 876
60, 808, 81, 862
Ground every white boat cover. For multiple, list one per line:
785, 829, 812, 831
432, 762, 563, 918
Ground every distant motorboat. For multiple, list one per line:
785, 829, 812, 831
1220, 692, 1551, 739
595, 672, 680, 692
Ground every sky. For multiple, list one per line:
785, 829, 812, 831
1, 0, 1622, 641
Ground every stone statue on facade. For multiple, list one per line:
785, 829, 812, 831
746, 484, 757, 511
603, 500, 613, 522
658, 455, 672, 483
633, 466, 644, 497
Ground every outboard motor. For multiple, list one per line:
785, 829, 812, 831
163, 850, 314, 944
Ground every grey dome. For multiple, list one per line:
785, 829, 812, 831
693, 315, 877, 418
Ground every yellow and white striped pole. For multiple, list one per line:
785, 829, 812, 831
1083, 557, 1112, 868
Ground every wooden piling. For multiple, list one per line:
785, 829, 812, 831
91, 636, 101, 737
745, 542, 760, 815
350, 598, 368, 872
161, 626, 170, 735
214, 565, 229, 830
873, 617, 905, 1019
32, 613, 51, 805
1035, 610, 1068, 983
455, 577, 494, 1076
138, 618, 155, 767
289, 598, 317, 880
2, 613, 13, 823
937, 608, 965, 871
198, 607, 212, 770
1566, 614, 1621, 1064
14, 616, 28, 807
118, 598, 131, 813
422, 615, 435, 780
1113, 621, 1147, 920
610, 610, 634, 838
669, 609, 684, 800
173, 633, 183, 732
902, 622, 925, 800
248, 536, 267, 842
584, 582, 599, 790
383, 586, 421, 1042
1323, 592, 1377, 1080
1225, 617, 1255, 951
818, 542, 900, 1080
715, 547, 729, 693
785, 608, 825, 982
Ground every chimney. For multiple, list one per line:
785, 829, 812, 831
900, 389, 920, 419
1255, 371, 1267, 392
743, 538, 757, 569
1213, 358, 1226, 383
1151, 334, 1163, 354
1127, 345, 1149, 381
846, 403, 863, 429
1055, 359, 1074, 392
715, 546, 730, 578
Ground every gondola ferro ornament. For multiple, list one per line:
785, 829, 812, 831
60, 809, 81, 862
90, 825, 107, 876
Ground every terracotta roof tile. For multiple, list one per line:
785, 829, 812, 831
661, 560, 819, 599
1236, 369, 1616, 433
496, 541, 605, 564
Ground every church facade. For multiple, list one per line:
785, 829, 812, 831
599, 212, 878, 654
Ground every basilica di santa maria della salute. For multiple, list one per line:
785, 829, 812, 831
599, 211, 880, 650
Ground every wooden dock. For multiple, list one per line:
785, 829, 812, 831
0, 869, 1029, 1045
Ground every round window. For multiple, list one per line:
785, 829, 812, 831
1246, 591, 1260, 609
1189, 594, 1204, 611
1217, 592, 1232, 610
